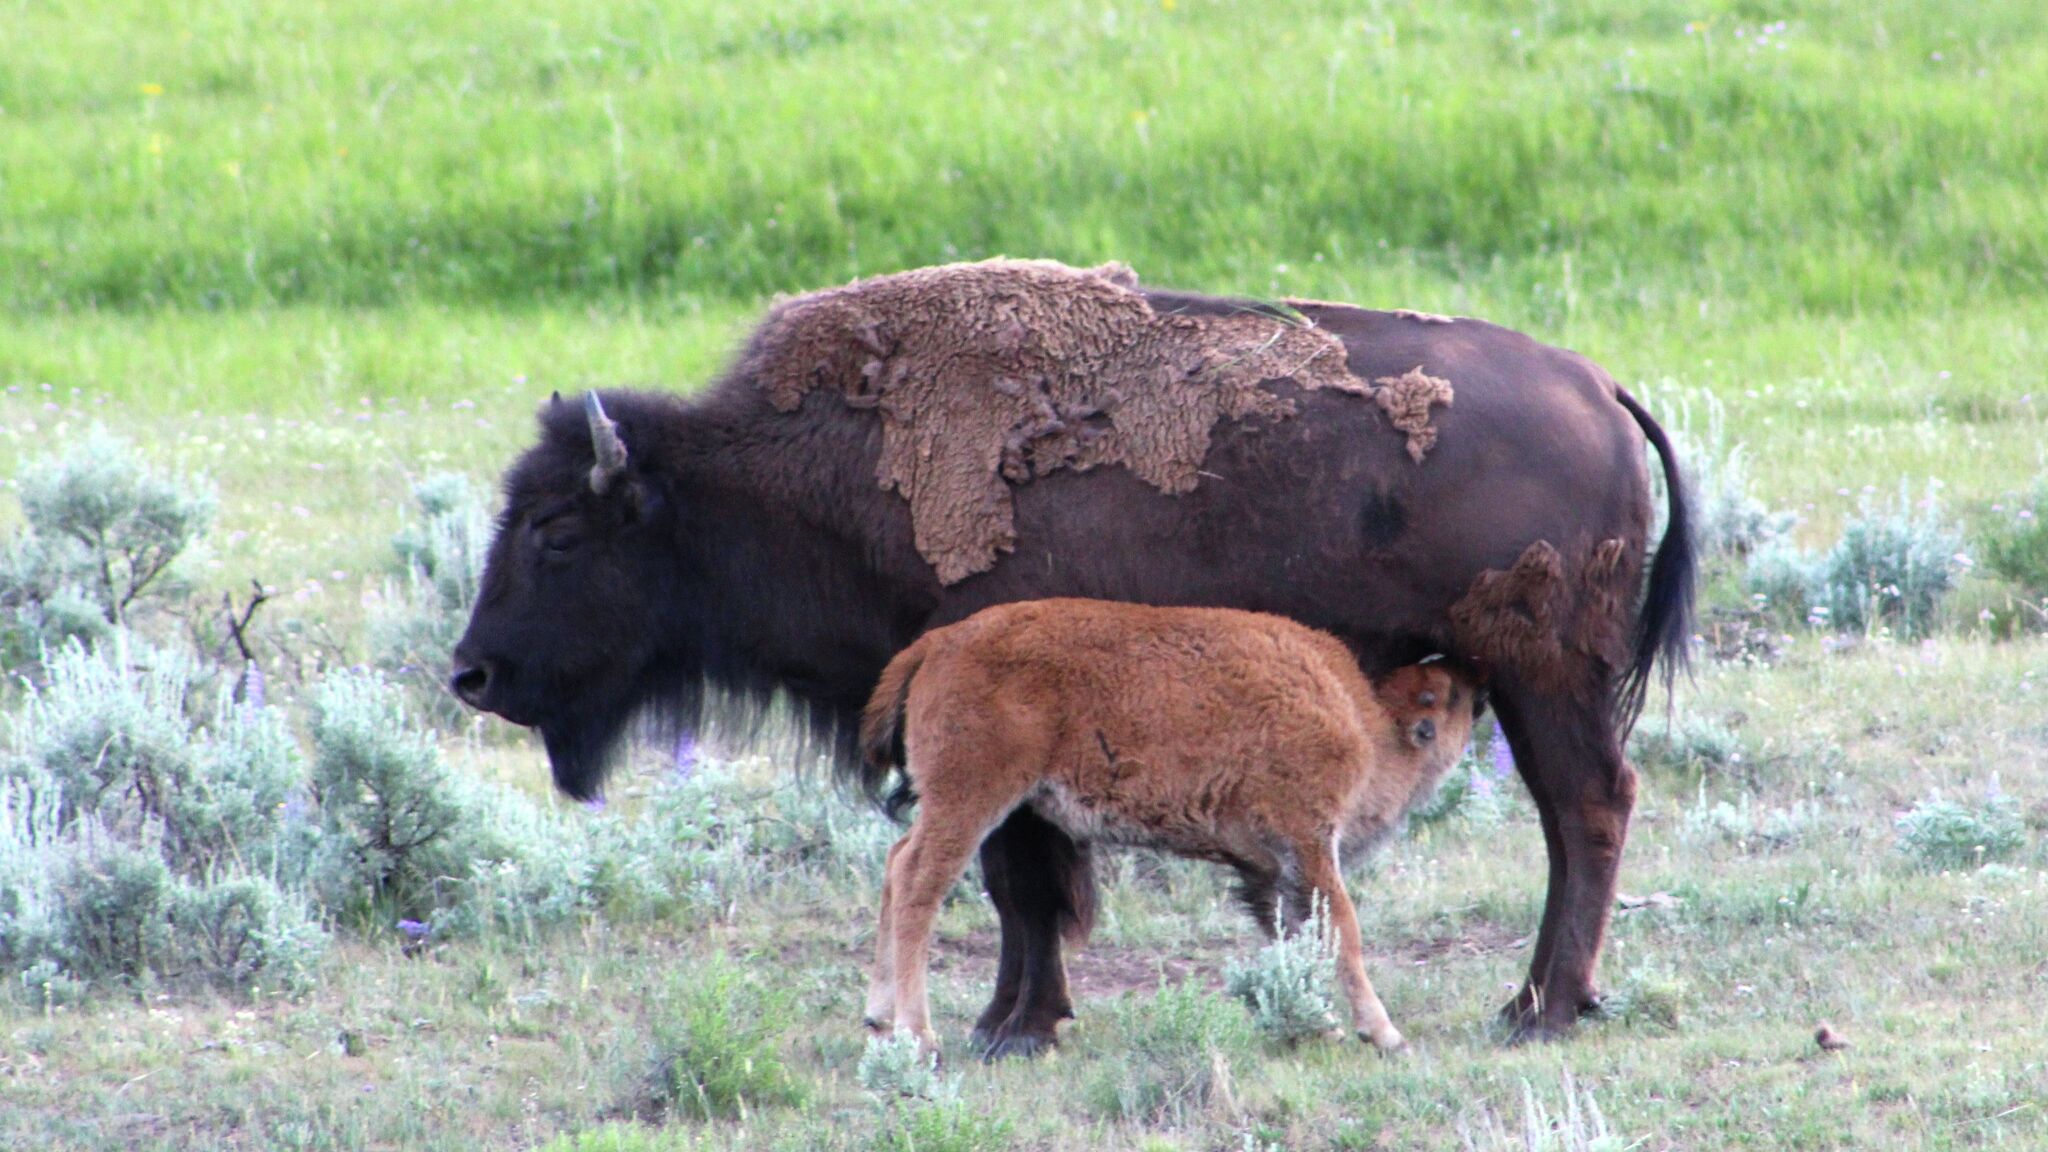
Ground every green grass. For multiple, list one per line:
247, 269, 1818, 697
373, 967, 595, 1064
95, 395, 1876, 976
4, 0, 2048, 1147
5, 643, 2047, 1150
5, 1, 2045, 542
5, 0, 2045, 314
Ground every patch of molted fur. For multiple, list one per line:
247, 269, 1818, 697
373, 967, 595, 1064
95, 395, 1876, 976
746, 259, 1390, 583
1370, 366, 1456, 464
1573, 536, 1638, 670
1391, 308, 1457, 324
1448, 540, 1569, 684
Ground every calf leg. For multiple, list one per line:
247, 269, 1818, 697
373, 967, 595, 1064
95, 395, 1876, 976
864, 837, 910, 1030
1492, 680, 1637, 1041
890, 813, 997, 1055
1299, 839, 1403, 1051
970, 809, 1092, 1060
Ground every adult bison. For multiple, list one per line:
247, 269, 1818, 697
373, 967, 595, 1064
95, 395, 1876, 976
450, 259, 1694, 1053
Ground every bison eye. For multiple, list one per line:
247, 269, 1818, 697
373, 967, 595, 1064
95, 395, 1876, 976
533, 523, 584, 557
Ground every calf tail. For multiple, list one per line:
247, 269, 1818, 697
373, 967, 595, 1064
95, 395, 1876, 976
858, 635, 930, 820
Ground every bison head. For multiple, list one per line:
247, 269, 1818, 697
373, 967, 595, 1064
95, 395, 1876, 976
451, 391, 699, 800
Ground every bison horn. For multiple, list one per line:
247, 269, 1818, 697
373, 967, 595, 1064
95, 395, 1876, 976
584, 392, 629, 494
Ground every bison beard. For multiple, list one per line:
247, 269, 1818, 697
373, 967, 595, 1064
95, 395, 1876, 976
452, 259, 1695, 1052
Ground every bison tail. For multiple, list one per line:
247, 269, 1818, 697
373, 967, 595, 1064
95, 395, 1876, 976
1613, 386, 1697, 734
857, 635, 929, 820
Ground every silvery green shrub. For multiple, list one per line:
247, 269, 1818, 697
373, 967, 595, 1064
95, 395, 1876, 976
858, 1031, 956, 1103
51, 835, 178, 983
1979, 479, 2048, 599
1681, 790, 1819, 852
166, 873, 325, 994
307, 668, 600, 938
0, 778, 67, 990
1629, 714, 1745, 775
370, 473, 491, 724
0, 813, 323, 996
1652, 393, 1793, 567
307, 669, 476, 923
0, 428, 213, 667
1894, 787, 2027, 870
431, 776, 596, 942
1742, 538, 1818, 624
1224, 899, 1339, 1045
1812, 490, 1964, 638
6, 638, 303, 880
582, 759, 899, 922
0, 638, 326, 996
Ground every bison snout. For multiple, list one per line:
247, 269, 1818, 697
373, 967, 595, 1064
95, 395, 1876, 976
449, 657, 496, 709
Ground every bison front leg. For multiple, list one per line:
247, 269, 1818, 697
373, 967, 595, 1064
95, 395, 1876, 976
1492, 680, 1637, 1041
970, 809, 1088, 1060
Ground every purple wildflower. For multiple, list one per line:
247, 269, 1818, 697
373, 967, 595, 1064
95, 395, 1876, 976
396, 919, 432, 957
672, 733, 700, 783
242, 663, 266, 710
1489, 720, 1516, 781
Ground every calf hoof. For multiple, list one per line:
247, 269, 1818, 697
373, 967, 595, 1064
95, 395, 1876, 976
862, 1016, 889, 1034
1359, 1026, 1407, 1054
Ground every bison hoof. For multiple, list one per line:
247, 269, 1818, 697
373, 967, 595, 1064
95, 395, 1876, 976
1497, 1009, 1576, 1046
974, 1027, 1056, 1062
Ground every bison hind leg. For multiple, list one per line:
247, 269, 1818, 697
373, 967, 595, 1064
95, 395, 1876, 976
971, 809, 1092, 1061
1231, 864, 1281, 938
1230, 848, 1316, 939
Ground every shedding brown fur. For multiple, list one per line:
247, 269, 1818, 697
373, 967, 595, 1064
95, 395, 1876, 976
747, 260, 1452, 582
1370, 366, 1456, 464
1573, 537, 1639, 668
1447, 540, 1570, 683
857, 598, 1480, 1055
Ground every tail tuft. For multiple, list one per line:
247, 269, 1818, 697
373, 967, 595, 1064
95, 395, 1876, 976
858, 636, 929, 820
1613, 387, 1698, 733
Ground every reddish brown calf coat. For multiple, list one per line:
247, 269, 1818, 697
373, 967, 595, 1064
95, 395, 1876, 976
859, 599, 1479, 1054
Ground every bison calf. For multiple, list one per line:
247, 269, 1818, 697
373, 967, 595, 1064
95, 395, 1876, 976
858, 598, 1481, 1056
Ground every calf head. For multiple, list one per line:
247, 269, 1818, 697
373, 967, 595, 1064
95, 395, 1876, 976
1375, 659, 1484, 768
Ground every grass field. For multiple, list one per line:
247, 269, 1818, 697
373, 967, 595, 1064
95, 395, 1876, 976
3, 0, 2047, 1148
